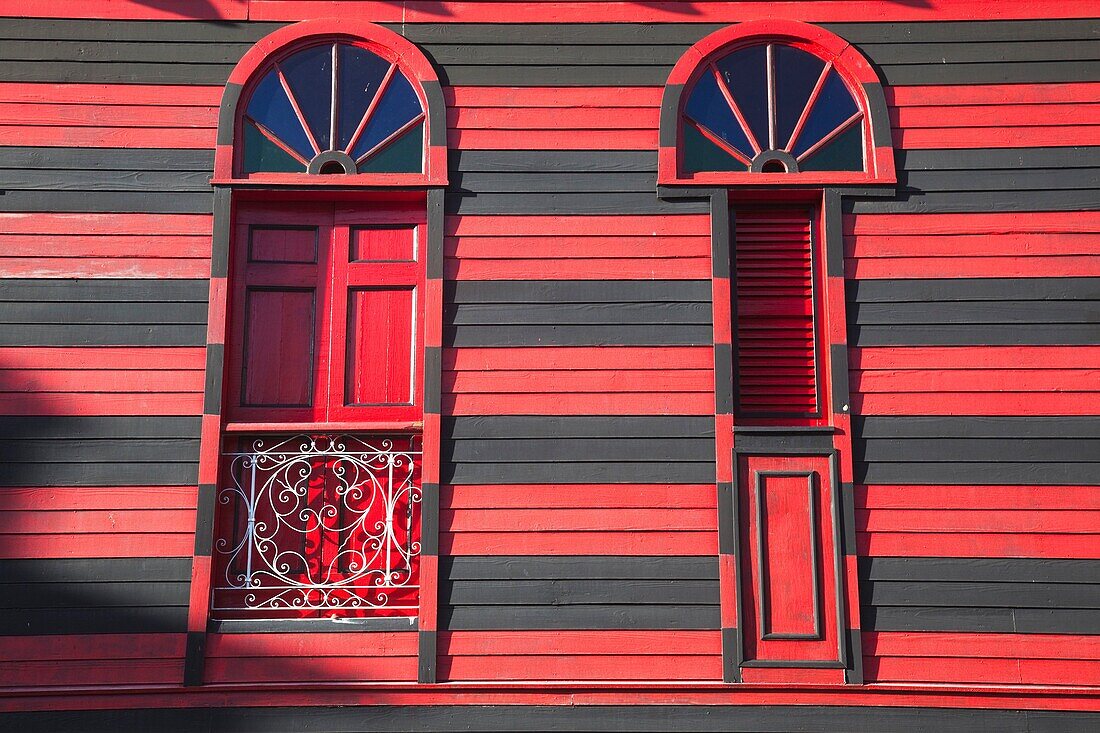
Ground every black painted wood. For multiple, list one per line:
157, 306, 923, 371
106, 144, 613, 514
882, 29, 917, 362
448, 302, 711, 325
857, 462, 1100, 486
0, 416, 200, 440
861, 557, 1100, 584
442, 556, 718, 580
446, 325, 715, 347
855, 416, 1100, 438
445, 461, 716, 485
443, 605, 720, 630
445, 580, 720, 605
864, 607, 1100, 635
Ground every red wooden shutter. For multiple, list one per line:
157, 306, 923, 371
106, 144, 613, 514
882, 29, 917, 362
733, 208, 819, 418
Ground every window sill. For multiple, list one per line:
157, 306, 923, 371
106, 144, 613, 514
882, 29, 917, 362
223, 421, 423, 434
209, 617, 418, 633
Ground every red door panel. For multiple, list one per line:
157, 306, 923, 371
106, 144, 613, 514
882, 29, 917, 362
241, 288, 316, 407
346, 286, 416, 405
738, 453, 843, 669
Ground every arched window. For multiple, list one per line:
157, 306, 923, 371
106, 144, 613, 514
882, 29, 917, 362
659, 20, 894, 186
186, 22, 446, 678
659, 21, 894, 687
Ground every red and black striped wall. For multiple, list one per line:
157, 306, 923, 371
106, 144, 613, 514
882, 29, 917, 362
0, 4, 1097, 723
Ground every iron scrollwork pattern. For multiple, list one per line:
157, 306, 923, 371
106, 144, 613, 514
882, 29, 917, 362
212, 434, 422, 618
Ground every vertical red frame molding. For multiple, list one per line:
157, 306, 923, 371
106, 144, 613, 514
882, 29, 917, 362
658, 19, 895, 685
184, 19, 448, 686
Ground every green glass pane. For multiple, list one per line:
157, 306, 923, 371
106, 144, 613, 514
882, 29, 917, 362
683, 123, 747, 173
798, 124, 863, 172
243, 122, 306, 173
357, 121, 423, 173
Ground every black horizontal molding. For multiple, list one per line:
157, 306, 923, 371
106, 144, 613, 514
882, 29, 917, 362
447, 302, 711, 326
850, 301, 1099, 325
0, 279, 208, 302
0, 301, 208, 325
855, 415, 1100, 439
0, 39, 253, 63
445, 415, 714, 440
445, 192, 709, 215
0, 606, 188, 635
0, 19, 282, 42
0, 438, 199, 464
849, 190, 1100, 214
901, 168, 1100, 193
855, 438, 1099, 463
446, 324, 714, 347
4, 704, 1098, 733
0, 557, 192, 583
450, 150, 655, 173
898, 147, 1100, 172
0, 190, 214, 214
856, 462, 1100, 486
444, 437, 714, 463
445, 461, 716, 485
0, 146, 214, 172
863, 581, 1100, 610
1, 462, 199, 487
0, 581, 191, 609
848, 277, 1100, 303
447, 280, 710, 304
0, 168, 213, 192
861, 558, 1100, 584
734, 430, 835, 454
445, 579, 720, 606
443, 604, 720, 630
0, 415, 200, 441
864, 606, 1100, 635
0, 324, 208, 347
851, 323, 1100, 346
0, 61, 235, 85
442, 556, 719, 581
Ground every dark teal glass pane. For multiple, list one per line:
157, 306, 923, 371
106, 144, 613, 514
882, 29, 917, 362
350, 72, 422, 161
791, 69, 858, 158
715, 45, 769, 150
682, 122, 747, 173
798, 123, 863, 171
280, 43, 333, 151
683, 69, 752, 160
358, 121, 424, 173
244, 69, 315, 160
242, 121, 306, 173
336, 43, 392, 151
774, 45, 825, 151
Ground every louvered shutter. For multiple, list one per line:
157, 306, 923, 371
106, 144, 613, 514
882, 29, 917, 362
733, 208, 820, 417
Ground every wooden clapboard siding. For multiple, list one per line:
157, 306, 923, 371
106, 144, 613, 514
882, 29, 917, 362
0, 347, 206, 415
0, 633, 186, 687
203, 633, 419, 683
0, 486, 197, 559
443, 347, 714, 415
438, 630, 721, 681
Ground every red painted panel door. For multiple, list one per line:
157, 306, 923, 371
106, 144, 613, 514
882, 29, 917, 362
738, 454, 844, 680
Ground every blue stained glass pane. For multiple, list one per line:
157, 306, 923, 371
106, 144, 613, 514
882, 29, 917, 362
716, 45, 769, 150
336, 43, 392, 151
280, 43, 333, 151
358, 121, 424, 173
683, 69, 752, 160
350, 72, 422, 161
242, 121, 306, 173
790, 69, 859, 158
244, 70, 315, 160
682, 123, 747, 173
774, 45, 826, 151
799, 123, 863, 171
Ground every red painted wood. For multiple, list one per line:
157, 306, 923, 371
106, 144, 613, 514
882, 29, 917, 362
442, 508, 717, 532
441, 655, 723, 681
446, 257, 709, 280
864, 632, 1100, 660
738, 454, 841, 669
444, 392, 715, 415
859, 485, 1100, 511
0, 125, 216, 148
0, 102, 218, 127
858, 508, 1100, 534
0, 393, 204, 416
442, 531, 717, 556
205, 657, 418, 683
0, 0, 246, 18
445, 369, 714, 393
0, 83, 222, 106
848, 257, 1100, 279
0, 212, 211, 235
852, 392, 1100, 416
866, 657, 1100, 686
0, 660, 183, 687
845, 212, 1100, 236
0, 234, 211, 258
853, 369, 1100, 393
249, 1, 1100, 23
0, 534, 196, 559
439, 630, 721, 656
1, 509, 195, 534
346, 288, 415, 405
0, 487, 197, 511
857, 532, 1100, 560
446, 214, 709, 237
0, 368, 204, 393
450, 106, 661, 130
445, 87, 662, 108
888, 83, 1100, 107
739, 667, 844, 684
852, 346, 1100, 370
0, 634, 185, 662
206, 632, 418, 658
242, 288, 315, 407
445, 346, 711, 371
443, 484, 715, 509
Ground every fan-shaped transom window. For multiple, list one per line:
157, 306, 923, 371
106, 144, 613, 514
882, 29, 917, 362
682, 43, 864, 174
242, 41, 425, 175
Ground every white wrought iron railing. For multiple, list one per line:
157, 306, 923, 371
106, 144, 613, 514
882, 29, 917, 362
212, 433, 421, 618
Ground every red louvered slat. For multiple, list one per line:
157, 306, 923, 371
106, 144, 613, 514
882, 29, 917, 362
733, 209, 819, 417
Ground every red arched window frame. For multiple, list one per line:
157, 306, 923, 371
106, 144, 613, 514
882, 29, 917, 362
658, 20, 895, 187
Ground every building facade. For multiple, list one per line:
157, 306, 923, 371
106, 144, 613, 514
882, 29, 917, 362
0, 1, 1098, 729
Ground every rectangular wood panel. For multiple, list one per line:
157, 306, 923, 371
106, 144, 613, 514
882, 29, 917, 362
756, 472, 821, 639
242, 288, 315, 407
345, 287, 415, 406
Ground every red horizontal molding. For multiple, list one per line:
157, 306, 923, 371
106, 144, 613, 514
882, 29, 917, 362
848, 232, 1100, 258
446, 257, 709, 280
851, 346, 1100, 370
857, 508, 1100, 534
0, 257, 210, 279
888, 83, 1100, 108
444, 392, 715, 415
250, 1, 1100, 22
0, 0, 246, 19
859, 485, 1100, 511
446, 214, 709, 237
445, 368, 714, 393
205, 658, 418, 684
0, 368, 204, 394
0, 486, 197, 511
864, 632, 1100, 661
0, 634, 186, 662
852, 368, 1100, 393
0, 393, 205, 416
0, 125, 216, 149
450, 107, 661, 130
0, 659, 183, 688
865, 656, 1100, 687
206, 632, 418, 658
441, 655, 723, 682
0, 347, 207, 370
447, 235, 711, 259
845, 212, 1100, 236
442, 531, 717, 556
1, 508, 196, 535
0, 213, 212, 236
446, 346, 712, 371
439, 630, 720, 656
0, 102, 218, 128
442, 507, 717, 532
858, 532, 1100, 559
895, 126, 1100, 149
851, 392, 1100, 416
443, 484, 716, 509
0, 533, 196, 560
